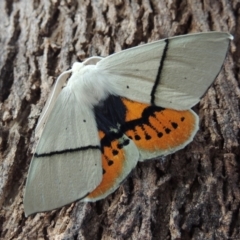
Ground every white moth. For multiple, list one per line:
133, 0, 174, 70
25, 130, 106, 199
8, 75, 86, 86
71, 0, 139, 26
24, 32, 233, 217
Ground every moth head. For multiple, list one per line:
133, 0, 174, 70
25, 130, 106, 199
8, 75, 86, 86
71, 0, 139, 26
72, 62, 84, 73
72, 57, 103, 73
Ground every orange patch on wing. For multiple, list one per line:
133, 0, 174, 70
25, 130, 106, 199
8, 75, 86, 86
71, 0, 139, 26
122, 98, 197, 152
121, 98, 147, 121
87, 131, 126, 199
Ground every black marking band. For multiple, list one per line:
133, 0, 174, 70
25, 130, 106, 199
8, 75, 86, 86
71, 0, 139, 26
151, 38, 169, 105
94, 95, 167, 148
94, 95, 166, 146
35, 145, 101, 158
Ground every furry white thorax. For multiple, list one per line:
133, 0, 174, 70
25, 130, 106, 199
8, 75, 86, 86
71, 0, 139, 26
67, 59, 112, 107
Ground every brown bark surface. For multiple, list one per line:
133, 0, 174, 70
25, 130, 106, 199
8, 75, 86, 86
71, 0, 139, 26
0, 0, 239, 239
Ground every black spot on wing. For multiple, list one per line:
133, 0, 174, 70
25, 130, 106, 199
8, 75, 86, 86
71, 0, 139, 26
164, 128, 171, 134
135, 135, 141, 141
171, 122, 178, 129
117, 138, 129, 149
112, 150, 119, 156
158, 132, 163, 138
145, 133, 151, 140
108, 160, 114, 166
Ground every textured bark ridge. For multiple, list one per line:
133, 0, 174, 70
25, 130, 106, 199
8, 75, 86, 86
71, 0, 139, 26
0, 0, 239, 239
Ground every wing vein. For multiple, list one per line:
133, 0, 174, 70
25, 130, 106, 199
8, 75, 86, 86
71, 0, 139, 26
150, 38, 169, 105
35, 145, 101, 158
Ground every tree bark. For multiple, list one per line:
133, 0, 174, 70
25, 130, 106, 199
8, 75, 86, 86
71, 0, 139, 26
0, 0, 239, 239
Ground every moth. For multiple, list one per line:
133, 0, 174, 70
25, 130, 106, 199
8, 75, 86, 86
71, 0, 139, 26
24, 32, 232, 216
